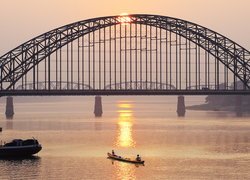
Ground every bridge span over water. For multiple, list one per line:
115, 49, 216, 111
1, 14, 250, 96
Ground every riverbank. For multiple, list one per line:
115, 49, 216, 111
186, 103, 250, 116
186, 103, 237, 112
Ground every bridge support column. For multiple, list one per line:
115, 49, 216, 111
235, 95, 243, 117
177, 96, 186, 117
5, 96, 14, 119
94, 96, 103, 117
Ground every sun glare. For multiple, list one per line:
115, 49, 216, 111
115, 102, 136, 147
117, 13, 132, 25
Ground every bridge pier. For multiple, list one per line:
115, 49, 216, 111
5, 96, 14, 119
235, 95, 243, 117
177, 96, 186, 117
94, 96, 103, 117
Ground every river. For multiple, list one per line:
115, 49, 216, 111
0, 96, 249, 179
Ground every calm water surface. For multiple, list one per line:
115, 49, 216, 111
0, 96, 249, 180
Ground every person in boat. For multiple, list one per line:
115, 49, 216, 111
136, 154, 141, 161
112, 150, 115, 156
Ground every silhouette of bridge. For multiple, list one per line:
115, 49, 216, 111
1, 14, 250, 96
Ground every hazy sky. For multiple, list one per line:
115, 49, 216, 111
0, 0, 250, 55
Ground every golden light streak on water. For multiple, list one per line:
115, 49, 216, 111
118, 103, 133, 109
116, 102, 136, 147
117, 110, 132, 115
115, 161, 136, 180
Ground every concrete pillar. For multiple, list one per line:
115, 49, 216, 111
235, 95, 243, 117
5, 96, 14, 119
6, 120, 13, 130
177, 96, 186, 117
94, 96, 103, 117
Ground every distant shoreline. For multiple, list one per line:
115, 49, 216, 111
186, 103, 249, 113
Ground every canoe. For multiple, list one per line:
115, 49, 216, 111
107, 152, 144, 164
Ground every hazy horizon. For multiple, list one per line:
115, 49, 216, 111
0, 0, 250, 55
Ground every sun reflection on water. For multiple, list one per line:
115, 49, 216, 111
116, 101, 136, 147
115, 162, 136, 180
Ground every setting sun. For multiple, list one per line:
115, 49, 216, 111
117, 13, 132, 25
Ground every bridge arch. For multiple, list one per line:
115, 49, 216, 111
0, 14, 250, 95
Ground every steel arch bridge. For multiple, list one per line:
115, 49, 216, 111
0, 14, 250, 96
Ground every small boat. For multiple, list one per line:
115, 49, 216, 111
107, 152, 144, 164
0, 138, 42, 158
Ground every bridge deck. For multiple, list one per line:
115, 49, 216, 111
1, 90, 250, 96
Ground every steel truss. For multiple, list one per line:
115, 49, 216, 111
0, 14, 250, 96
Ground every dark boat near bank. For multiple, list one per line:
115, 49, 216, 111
107, 152, 145, 164
0, 138, 42, 158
